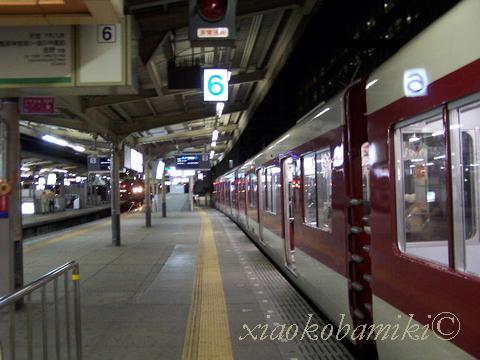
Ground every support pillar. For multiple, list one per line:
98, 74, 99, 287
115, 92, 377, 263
0, 98, 23, 297
144, 156, 152, 227
111, 144, 121, 246
161, 171, 167, 218
189, 176, 194, 211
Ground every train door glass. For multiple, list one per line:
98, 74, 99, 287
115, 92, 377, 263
282, 157, 296, 269
451, 99, 480, 275
257, 169, 265, 243
394, 112, 449, 266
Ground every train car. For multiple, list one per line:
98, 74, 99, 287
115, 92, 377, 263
120, 179, 145, 203
215, 1, 480, 358
217, 77, 373, 351
366, 0, 480, 358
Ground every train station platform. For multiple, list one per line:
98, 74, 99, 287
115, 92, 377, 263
14, 209, 352, 360
22, 202, 130, 238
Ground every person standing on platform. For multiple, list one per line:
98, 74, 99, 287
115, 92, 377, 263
48, 190, 55, 213
40, 191, 48, 214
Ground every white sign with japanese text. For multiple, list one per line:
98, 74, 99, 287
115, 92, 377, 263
0, 26, 73, 87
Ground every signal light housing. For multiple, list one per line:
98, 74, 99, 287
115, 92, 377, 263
189, 0, 236, 46
197, 0, 227, 22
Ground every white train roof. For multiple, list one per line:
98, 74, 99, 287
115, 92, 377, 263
366, 0, 480, 115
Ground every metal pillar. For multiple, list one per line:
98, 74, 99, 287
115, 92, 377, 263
144, 156, 152, 227
111, 144, 121, 246
161, 171, 167, 217
0, 98, 23, 297
189, 176, 194, 211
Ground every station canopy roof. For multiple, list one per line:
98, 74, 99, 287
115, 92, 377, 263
12, 0, 318, 165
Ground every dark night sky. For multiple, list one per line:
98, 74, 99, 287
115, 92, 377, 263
213, 0, 459, 177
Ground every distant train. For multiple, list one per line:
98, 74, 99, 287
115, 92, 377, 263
214, 1, 480, 358
120, 180, 145, 203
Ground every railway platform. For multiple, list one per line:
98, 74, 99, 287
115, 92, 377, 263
2, 209, 353, 360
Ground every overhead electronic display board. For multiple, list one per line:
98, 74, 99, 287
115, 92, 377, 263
88, 156, 112, 173
176, 154, 210, 170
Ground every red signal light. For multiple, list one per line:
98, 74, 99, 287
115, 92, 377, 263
197, 0, 227, 22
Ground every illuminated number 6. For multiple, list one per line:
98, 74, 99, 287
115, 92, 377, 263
208, 75, 224, 96
102, 26, 113, 41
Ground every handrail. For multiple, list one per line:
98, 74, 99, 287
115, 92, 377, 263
0, 261, 83, 360
0, 261, 75, 306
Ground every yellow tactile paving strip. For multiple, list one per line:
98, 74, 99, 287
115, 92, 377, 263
182, 211, 234, 360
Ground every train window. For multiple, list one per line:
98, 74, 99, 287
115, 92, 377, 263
394, 113, 449, 266
265, 167, 279, 214
303, 153, 317, 226
248, 173, 257, 208
316, 148, 332, 232
451, 100, 480, 276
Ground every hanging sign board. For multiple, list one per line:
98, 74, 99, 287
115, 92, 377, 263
203, 68, 229, 102
0, 17, 137, 94
0, 26, 73, 87
21, 97, 56, 115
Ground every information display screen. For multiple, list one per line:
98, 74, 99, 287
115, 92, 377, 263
175, 154, 210, 170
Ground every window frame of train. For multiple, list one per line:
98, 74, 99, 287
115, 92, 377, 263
248, 172, 257, 208
264, 166, 279, 215
301, 150, 333, 231
448, 94, 480, 276
394, 93, 480, 276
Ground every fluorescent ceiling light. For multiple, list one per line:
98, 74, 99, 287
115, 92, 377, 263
211, 141, 216, 147
408, 135, 420, 143
42, 135, 68, 147
216, 102, 224, 117
72, 145, 85, 152
42, 134, 85, 153
212, 129, 219, 141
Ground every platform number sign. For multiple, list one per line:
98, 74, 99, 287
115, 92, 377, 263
97, 25, 117, 43
203, 69, 229, 102
403, 68, 428, 97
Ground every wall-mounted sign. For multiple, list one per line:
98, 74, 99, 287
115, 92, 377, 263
21, 97, 56, 115
403, 68, 428, 97
0, 26, 73, 87
203, 68, 229, 102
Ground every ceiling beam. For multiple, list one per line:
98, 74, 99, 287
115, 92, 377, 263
22, 116, 92, 132
56, 96, 116, 140
84, 70, 265, 109
137, 125, 237, 144
136, 0, 303, 63
117, 102, 247, 135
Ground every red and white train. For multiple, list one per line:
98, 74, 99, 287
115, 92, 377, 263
214, 1, 480, 358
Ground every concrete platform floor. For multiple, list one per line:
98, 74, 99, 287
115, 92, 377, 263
4, 209, 353, 360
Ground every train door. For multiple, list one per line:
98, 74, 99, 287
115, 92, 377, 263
245, 173, 250, 229
257, 168, 265, 243
282, 157, 296, 269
